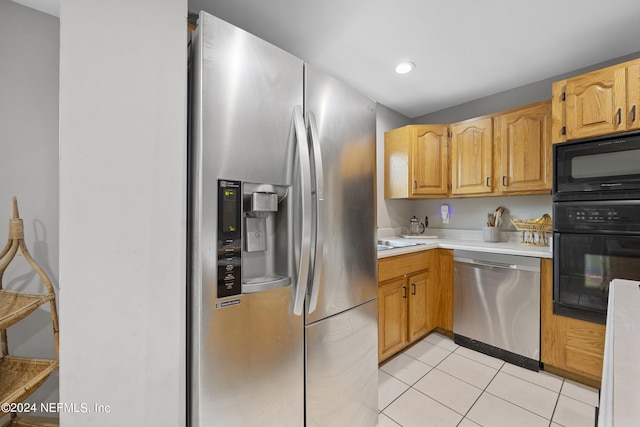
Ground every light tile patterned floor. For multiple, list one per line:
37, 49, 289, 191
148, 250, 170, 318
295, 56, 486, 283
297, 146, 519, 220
379, 333, 598, 427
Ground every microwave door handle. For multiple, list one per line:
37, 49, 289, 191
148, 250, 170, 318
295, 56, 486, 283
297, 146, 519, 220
287, 105, 312, 316
306, 111, 324, 315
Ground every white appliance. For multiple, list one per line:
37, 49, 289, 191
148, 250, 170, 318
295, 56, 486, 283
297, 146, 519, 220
188, 11, 378, 427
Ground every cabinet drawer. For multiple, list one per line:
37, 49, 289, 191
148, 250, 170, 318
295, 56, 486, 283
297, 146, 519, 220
378, 250, 431, 283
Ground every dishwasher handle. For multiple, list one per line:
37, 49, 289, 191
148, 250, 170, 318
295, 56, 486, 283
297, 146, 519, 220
454, 257, 540, 273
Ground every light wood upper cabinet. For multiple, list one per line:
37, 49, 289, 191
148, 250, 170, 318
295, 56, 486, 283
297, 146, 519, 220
494, 100, 552, 194
626, 61, 640, 131
566, 65, 626, 139
384, 125, 449, 199
384, 101, 553, 198
553, 58, 640, 142
412, 126, 449, 196
450, 117, 493, 196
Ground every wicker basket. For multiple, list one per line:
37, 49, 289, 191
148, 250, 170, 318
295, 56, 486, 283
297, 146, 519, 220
510, 217, 552, 246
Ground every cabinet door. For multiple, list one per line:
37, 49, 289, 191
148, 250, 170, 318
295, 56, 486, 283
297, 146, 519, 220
450, 117, 493, 195
411, 125, 449, 197
494, 101, 552, 194
384, 126, 411, 199
378, 277, 407, 362
407, 270, 431, 343
565, 65, 627, 139
626, 61, 640, 131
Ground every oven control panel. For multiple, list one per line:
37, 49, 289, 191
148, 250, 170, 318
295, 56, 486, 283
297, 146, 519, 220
566, 208, 622, 222
554, 200, 640, 233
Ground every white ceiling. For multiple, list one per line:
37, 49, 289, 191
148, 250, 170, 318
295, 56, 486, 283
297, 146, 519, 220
13, 0, 640, 118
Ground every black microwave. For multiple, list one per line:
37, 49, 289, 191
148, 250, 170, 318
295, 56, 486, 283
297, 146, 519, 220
553, 130, 640, 201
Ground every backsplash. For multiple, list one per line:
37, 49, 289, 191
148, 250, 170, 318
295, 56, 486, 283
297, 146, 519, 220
377, 226, 523, 243
378, 194, 553, 232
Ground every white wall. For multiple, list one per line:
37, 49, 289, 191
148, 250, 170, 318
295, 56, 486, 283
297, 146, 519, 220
59, 0, 187, 425
0, 0, 60, 414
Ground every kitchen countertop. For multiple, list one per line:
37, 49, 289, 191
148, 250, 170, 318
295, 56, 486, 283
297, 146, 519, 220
377, 228, 553, 259
598, 279, 640, 426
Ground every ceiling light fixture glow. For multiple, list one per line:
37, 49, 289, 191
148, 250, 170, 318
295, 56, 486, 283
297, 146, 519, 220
395, 62, 415, 74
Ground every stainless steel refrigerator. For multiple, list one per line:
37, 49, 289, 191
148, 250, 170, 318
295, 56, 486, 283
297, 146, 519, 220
188, 11, 378, 427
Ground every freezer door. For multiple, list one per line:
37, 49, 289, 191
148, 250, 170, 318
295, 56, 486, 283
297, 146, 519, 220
194, 287, 304, 426
190, 12, 305, 426
306, 300, 379, 427
305, 65, 377, 323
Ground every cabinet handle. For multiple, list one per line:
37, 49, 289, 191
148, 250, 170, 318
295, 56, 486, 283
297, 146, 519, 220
411, 283, 416, 295
632, 105, 637, 123
402, 286, 407, 299
486, 177, 490, 187
502, 176, 507, 187
413, 180, 417, 189
617, 108, 622, 125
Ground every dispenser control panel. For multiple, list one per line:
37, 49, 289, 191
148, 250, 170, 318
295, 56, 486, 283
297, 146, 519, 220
217, 179, 241, 298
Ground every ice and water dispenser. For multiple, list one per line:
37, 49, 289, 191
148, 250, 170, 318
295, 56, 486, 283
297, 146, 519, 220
217, 179, 291, 299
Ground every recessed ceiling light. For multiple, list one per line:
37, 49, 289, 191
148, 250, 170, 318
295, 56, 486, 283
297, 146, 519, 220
395, 62, 415, 74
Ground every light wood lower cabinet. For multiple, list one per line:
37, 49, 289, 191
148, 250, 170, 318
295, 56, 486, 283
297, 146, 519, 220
378, 252, 605, 384
430, 249, 453, 332
378, 249, 453, 363
540, 258, 605, 387
378, 276, 409, 360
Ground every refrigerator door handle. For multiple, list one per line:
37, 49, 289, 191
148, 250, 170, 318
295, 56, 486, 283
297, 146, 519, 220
306, 111, 324, 314
289, 105, 312, 316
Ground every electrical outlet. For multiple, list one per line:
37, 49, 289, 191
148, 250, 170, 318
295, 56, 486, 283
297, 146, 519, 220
441, 204, 449, 224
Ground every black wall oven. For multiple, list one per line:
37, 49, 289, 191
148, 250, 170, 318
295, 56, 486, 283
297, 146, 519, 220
553, 201, 640, 323
553, 131, 640, 324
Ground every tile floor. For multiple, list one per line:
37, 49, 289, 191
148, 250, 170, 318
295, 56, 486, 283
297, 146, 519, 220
378, 333, 599, 427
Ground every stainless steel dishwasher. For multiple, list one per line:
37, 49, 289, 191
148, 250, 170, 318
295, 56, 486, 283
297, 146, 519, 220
453, 250, 540, 370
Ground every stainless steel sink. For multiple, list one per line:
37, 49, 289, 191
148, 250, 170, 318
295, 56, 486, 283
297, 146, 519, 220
377, 239, 424, 251
377, 244, 394, 251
